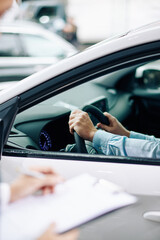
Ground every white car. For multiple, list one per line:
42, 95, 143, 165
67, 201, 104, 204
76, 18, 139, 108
0, 20, 77, 85
0, 21, 160, 239
0, 20, 77, 58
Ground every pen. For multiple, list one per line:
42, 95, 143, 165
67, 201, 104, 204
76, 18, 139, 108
17, 167, 46, 179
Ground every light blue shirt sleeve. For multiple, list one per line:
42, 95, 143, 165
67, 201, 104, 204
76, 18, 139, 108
129, 131, 160, 142
93, 130, 160, 158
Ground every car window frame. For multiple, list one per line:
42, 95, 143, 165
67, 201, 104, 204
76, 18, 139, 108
2, 41, 160, 165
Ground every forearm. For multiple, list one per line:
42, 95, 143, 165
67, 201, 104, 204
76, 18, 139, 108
93, 130, 127, 156
93, 130, 160, 158
130, 131, 160, 142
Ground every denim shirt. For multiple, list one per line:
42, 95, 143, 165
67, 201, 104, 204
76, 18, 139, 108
93, 130, 160, 158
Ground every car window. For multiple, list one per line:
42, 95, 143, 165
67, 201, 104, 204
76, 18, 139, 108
8, 68, 134, 153
20, 34, 65, 58
0, 33, 23, 57
7, 58, 160, 161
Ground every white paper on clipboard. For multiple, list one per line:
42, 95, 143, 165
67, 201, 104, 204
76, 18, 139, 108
0, 174, 137, 240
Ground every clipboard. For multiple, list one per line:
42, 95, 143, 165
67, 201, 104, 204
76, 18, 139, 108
1, 174, 137, 240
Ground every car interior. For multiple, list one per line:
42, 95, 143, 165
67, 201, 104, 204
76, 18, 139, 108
5, 58, 160, 158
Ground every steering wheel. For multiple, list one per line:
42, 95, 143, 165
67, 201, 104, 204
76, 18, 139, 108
74, 105, 110, 153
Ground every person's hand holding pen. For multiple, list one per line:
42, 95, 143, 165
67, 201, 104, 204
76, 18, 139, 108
10, 166, 63, 203
8, 166, 79, 240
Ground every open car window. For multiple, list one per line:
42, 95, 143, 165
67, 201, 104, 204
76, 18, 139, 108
5, 58, 160, 163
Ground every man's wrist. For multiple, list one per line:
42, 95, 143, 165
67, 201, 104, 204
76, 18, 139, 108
89, 129, 97, 142
126, 130, 130, 138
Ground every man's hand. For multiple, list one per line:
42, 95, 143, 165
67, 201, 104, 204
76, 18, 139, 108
69, 109, 97, 141
10, 166, 63, 203
97, 112, 130, 137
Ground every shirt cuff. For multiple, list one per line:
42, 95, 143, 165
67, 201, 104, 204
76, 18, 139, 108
0, 183, 11, 211
93, 130, 113, 152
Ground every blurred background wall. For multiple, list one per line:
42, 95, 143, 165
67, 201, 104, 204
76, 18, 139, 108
19, 0, 160, 45
66, 0, 160, 44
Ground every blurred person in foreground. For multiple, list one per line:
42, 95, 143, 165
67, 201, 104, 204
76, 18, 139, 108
0, 1, 78, 239
0, 0, 20, 22
0, 0, 13, 17
0, 166, 78, 240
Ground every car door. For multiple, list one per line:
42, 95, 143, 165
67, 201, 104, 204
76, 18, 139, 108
0, 36, 159, 174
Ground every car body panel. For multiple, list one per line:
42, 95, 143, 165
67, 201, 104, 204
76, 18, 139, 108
1, 155, 160, 196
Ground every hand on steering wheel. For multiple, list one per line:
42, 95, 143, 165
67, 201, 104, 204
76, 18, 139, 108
72, 105, 109, 153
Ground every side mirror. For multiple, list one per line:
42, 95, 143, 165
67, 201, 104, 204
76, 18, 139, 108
142, 69, 160, 89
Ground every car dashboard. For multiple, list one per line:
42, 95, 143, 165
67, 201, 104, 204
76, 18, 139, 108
8, 80, 122, 151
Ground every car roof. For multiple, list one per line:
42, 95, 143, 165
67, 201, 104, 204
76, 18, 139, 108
0, 21, 159, 104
